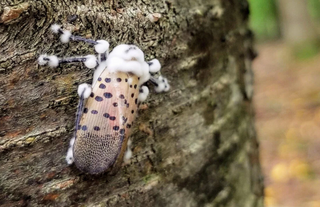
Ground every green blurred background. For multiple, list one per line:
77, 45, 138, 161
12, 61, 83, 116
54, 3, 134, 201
250, 0, 320, 40
249, 1, 320, 207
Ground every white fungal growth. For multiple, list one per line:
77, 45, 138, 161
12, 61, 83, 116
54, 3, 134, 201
84, 55, 97, 69
139, 62, 151, 85
50, 24, 61, 33
78, 83, 92, 98
38, 54, 48, 65
124, 139, 133, 163
38, 54, 59, 67
164, 83, 170, 92
60, 30, 72, 43
104, 44, 164, 87
124, 148, 132, 163
153, 76, 170, 93
95, 40, 110, 53
48, 55, 59, 68
66, 137, 75, 165
128, 77, 133, 85
148, 59, 161, 73
108, 44, 145, 62
106, 57, 143, 76
138, 86, 149, 102
154, 82, 165, 93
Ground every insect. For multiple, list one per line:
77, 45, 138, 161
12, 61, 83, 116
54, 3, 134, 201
38, 24, 169, 174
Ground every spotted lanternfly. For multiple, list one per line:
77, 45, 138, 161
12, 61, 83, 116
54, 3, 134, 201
38, 24, 170, 174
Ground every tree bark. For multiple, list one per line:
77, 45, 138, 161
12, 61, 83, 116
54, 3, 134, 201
0, 0, 263, 206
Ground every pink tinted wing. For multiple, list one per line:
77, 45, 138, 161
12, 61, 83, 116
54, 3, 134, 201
74, 71, 139, 174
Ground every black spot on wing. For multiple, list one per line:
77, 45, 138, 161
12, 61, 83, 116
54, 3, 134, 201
95, 96, 103, 102
104, 92, 113, 98
99, 83, 106, 89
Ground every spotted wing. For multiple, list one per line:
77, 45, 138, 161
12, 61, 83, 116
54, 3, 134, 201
74, 71, 140, 174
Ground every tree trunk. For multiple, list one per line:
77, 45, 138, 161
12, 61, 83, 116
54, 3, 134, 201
0, 0, 263, 206
277, 0, 318, 44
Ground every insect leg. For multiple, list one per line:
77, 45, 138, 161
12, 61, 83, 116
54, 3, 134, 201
138, 86, 150, 102
66, 137, 75, 164
38, 54, 98, 69
50, 24, 109, 63
149, 75, 170, 93
123, 138, 133, 164
146, 58, 170, 93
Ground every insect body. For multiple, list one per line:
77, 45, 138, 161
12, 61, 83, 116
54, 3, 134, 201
38, 24, 169, 174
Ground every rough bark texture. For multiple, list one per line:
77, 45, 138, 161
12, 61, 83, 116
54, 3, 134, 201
0, 0, 263, 206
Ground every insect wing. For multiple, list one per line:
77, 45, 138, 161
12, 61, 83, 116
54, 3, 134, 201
74, 71, 139, 174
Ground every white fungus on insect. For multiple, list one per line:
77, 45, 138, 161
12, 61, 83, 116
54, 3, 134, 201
138, 62, 151, 85
108, 44, 145, 63
153, 76, 170, 93
128, 77, 133, 85
124, 138, 132, 163
60, 30, 72, 43
124, 148, 132, 163
138, 86, 149, 102
84, 55, 97, 69
148, 59, 161, 73
95, 40, 110, 53
38, 54, 48, 65
155, 82, 165, 93
78, 83, 92, 98
66, 137, 75, 164
106, 57, 143, 76
48, 55, 59, 68
50, 24, 61, 33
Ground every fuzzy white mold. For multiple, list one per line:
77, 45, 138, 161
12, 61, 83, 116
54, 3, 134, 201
60, 30, 72, 43
51, 24, 61, 33
66, 137, 75, 164
78, 83, 92, 98
106, 57, 143, 76
138, 86, 149, 102
38, 54, 48, 65
95, 40, 110, 53
108, 44, 145, 63
148, 59, 161, 73
48, 55, 59, 67
84, 55, 97, 68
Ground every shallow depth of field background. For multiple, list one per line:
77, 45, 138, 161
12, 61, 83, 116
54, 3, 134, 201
249, 0, 320, 206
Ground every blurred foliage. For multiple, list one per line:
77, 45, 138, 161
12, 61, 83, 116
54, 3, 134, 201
308, 0, 320, 20
248, 0, 279, 40
249, 0, 320, 41
294, 41, 320, 60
